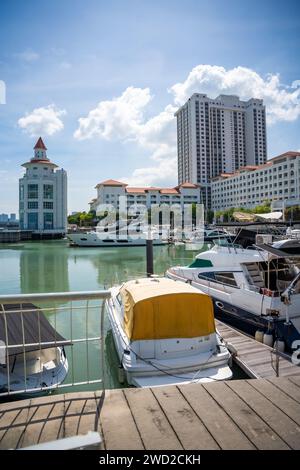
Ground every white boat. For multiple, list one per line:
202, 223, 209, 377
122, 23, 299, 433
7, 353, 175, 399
173, 228, 233, 248
67, 230, 167, 247
286, 227, 300, 240
0, 304, 69, 394
107, 277, 232, 387
167, 243, 300, 351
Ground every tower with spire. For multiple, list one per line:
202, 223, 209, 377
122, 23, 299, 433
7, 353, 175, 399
19, 138, 67, 236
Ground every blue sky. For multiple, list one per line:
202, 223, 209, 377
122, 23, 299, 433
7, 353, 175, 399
0, 0, 299, 213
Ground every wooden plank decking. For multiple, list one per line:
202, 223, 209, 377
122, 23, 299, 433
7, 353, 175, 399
215, 319, 300, 379
1, 376, 300, 450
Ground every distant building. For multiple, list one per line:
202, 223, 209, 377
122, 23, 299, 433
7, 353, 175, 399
175, 93, 267, 207
90, 179, 200, 211
211, 151, 300, 211
0, 214, 9, 222
9, 213, 16, 222
19, 137, 67, 234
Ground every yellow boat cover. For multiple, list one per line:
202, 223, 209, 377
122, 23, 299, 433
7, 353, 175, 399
120, 278, 215, 341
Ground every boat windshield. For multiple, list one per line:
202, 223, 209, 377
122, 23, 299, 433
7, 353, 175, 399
213, 239, 243, 249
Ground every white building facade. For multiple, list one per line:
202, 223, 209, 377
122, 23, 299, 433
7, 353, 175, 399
90, 179, 200, 212
175, 93, 267, 207
19, 138, 67, 234
211, 152, 300, 211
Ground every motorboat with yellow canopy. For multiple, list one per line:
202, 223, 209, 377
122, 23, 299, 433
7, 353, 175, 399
107, 277, 232, 387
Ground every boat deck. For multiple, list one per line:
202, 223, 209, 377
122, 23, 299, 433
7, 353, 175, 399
215, 320, 300, 379
1, 376, 300, 450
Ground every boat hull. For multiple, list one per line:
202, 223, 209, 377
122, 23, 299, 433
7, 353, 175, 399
167, 270, 300, 352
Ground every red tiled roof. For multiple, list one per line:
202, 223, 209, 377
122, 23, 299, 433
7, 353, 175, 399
177, 182, 199, 188
239, 165, 258, 171
96, 179, 128, 187
146, 187, 161, 191
126, 188, 146, 194
269, 151, 300, 162
160, 188, 179, 194
34, 137, 47, 150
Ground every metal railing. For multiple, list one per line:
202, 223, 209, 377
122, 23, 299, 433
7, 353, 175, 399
0, 290, 111, 397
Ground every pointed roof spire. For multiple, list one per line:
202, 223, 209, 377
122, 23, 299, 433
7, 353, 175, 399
34, 137, 47, 150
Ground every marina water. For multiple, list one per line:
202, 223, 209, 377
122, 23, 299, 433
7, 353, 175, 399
0, 240, 201, 392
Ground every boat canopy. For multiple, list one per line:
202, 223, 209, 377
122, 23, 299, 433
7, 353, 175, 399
120, 278, 215, 341
0, 303, 71, 357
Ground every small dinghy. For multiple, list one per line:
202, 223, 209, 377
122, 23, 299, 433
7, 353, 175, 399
0, 303, 70, 395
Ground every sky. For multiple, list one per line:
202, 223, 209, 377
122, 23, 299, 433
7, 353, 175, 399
0, 0, 299, 213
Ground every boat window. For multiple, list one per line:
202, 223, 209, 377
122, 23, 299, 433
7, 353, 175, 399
103, 239, 115, 242
214, 272, 238, 287
209, 231, 225, 237
80, 238, 88, 241
117, 240, 129, 243
189, 258, 213, 268
198, 272, 216, 281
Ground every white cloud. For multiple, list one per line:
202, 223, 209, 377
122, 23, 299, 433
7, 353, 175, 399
18, 105, 66, 137
74, 65, 300, 186
292, 80, 300, 89
15, 49, 40, 62
74, 88, 177, 185
74, 86, 152, 140
123, 157, 177, 187
170, 65, 300, 124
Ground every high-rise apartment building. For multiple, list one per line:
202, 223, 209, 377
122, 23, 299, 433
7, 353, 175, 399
175, 93, 267, 207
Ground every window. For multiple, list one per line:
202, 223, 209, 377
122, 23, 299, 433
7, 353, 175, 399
19, 213, 24, 230
43, 184, 53, 199
214, 272, 238, 287
43, 212, 53, 230
28, 184, 38, 199
28, 201, 38, 209
19, 185, 24, 200
28, 212, 38, 230
43, 201, 53, 209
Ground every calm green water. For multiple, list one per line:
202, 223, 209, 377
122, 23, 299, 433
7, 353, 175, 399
0, 240, 201, 393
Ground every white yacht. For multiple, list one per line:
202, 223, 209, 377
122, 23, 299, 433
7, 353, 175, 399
167, 243, 300, 351
67, 231, 167, 247
67, 221, 169, 247
107, 277, 232, 387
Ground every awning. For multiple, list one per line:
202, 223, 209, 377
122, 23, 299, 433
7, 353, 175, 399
0, 303, 71, 357
120, 278, 215, 341
256, 243, 300, 259
255, 212, 282, 221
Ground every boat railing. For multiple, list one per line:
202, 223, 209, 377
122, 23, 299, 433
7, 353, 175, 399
0, 290, 111, 397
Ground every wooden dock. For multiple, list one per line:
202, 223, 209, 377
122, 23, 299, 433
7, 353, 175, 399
1, 320, 300, 450
216, 319, 300, 379
1, 376, 300, 450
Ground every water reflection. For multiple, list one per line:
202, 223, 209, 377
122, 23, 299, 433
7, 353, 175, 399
19, 241, 70, 294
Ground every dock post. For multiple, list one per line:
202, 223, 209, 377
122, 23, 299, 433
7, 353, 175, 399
146, 239, 154, 277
